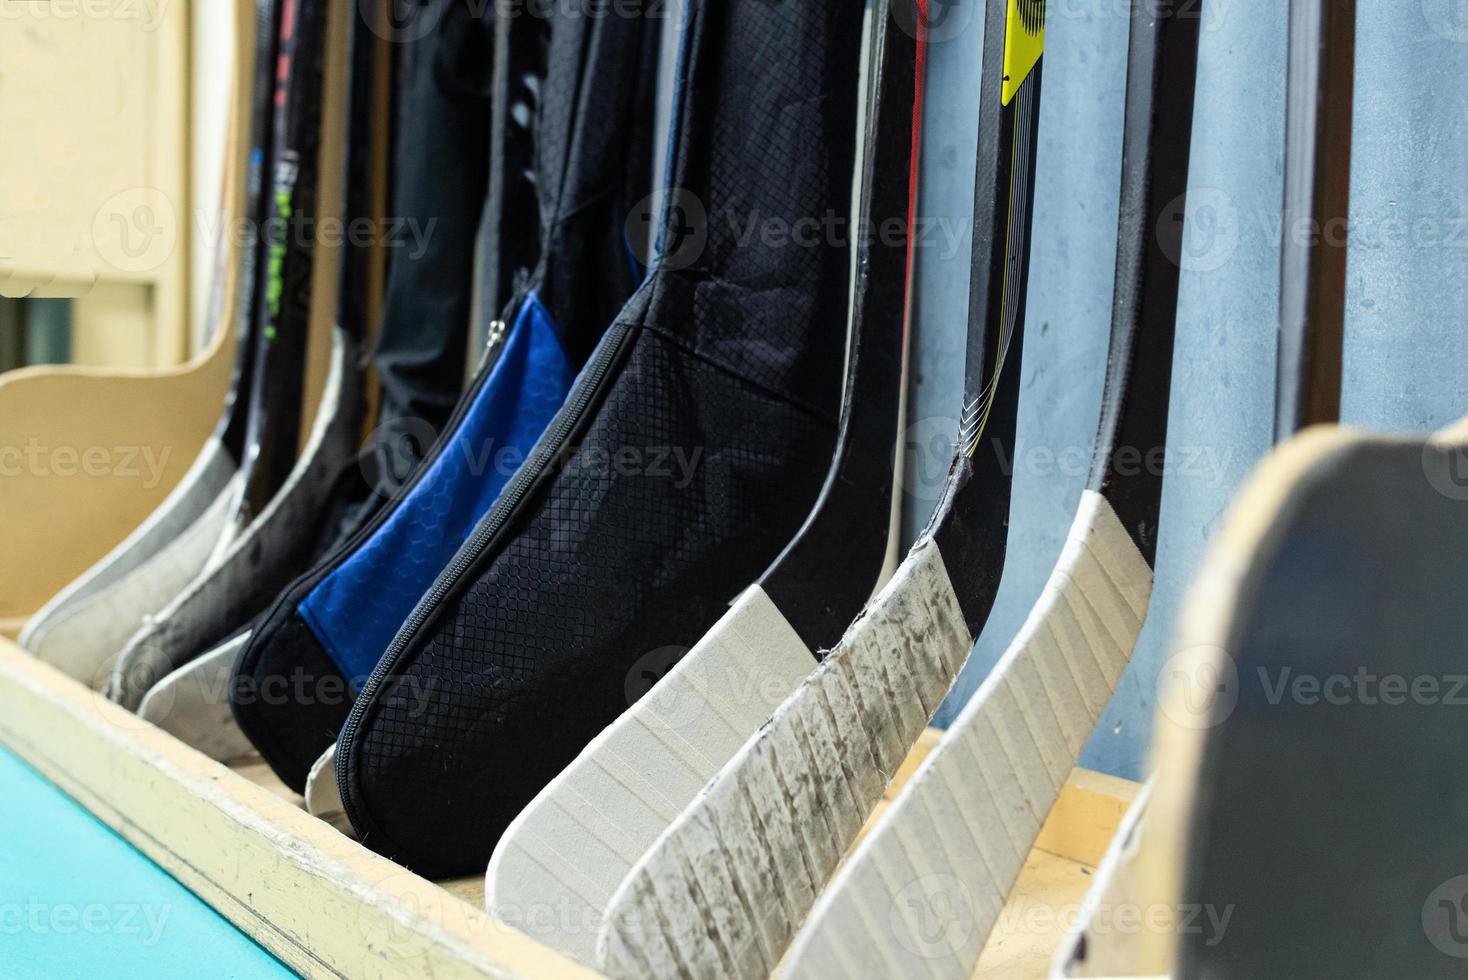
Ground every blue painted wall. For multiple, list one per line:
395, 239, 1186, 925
908, 0, 1468, 780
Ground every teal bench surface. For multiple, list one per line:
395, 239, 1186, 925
0, 747, 292, 978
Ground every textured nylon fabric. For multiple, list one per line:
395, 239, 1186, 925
372, 0, 497, 483
532, 3, 662, 363
341, 0, 863, 877
299, 293, 572, 680
231, 1, 661, 792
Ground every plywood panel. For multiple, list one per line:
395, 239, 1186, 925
0, 0, 189, 366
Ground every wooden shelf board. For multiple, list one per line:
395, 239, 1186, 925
0, 634, 1146, 979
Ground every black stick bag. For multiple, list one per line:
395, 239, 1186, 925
335, 0, 865, 877
368, 0, 499, 490
315, 0, 502, 557
232, 1, 661, 791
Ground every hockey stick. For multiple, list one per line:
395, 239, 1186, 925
1057, 1, 1357, 975
134, 0, 396, 750
109, 328, 360, 710
238, 0, 331, 523
484, 0, 918, 961
304, 741, 353, 835
19, 0, 282, 680
1134, 419, 1468, 977
221, 0, 290, 471
1273, 0, 1351, 440
138, 632, 257, 764
780, 4, 1201, 975
596, 0, 1046, 975
108, 0, 362, 711
250, 0, 659, 801
292, 0, 603, 856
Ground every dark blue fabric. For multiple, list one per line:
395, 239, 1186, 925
299, 292, 572, 680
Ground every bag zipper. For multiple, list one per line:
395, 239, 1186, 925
335, 308, 641, 829
244, 288, 527, 674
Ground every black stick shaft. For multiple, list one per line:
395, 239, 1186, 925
1275, 0, 1355, 439
1089, 1, 1204, 566
931, 0, 1045, 634
761, 0, 919, 650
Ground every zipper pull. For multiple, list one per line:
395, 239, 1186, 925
486, 317, 508, 350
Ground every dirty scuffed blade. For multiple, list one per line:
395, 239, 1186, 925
597, 536, 971, 980
138, 631, 256, 763
784, 492, 1151, 978
109, 329, 360, 710
22, 439, 238, 686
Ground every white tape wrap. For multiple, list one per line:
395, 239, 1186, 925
1052, 777, 1154, 977
784, 491, 1151, 979
111, 329, 360, 710
304, 742, 353, 836
21, 437, 238, 685
137, 630, 255, 763
597, 536, 970, 980
488, 584, 817, 963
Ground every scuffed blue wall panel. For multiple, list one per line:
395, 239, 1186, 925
910, 0, 1466, 780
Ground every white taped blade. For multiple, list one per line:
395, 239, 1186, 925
22, 435, 234, 624
138, 631, 254, 763
27, 478, 240, 688
21, 437, 238, 683
785, 492, 1152, 979
110, 328, 360, 710
487, 585, 816, 964
304, 742, 354, 836
1052, 777, 1154, 978
596, 537, 971, 980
